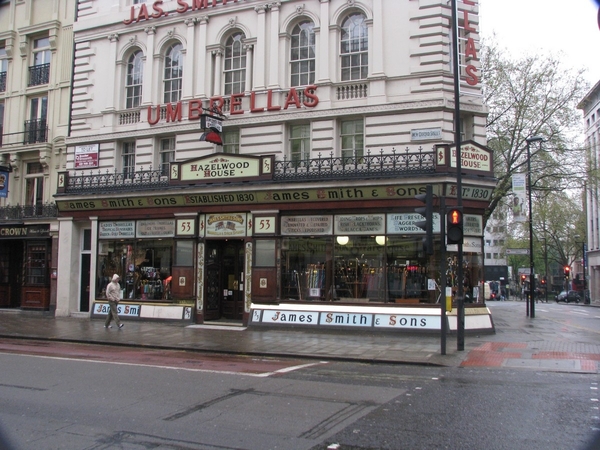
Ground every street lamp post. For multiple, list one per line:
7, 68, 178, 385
526, 136, 544, 318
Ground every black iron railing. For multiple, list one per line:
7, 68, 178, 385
0, 203, 58, 221
0, 71, 6, 92
23, 119, 48, 144
64, 166, 169, 194
274, 148, 435, 181
28, 63, 50, 86
60, 149, 436, 194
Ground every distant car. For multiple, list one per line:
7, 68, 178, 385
555, 290, 581, 303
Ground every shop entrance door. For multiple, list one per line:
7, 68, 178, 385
204, 240, 245, 321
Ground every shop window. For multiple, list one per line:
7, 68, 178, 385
163, 43, 183, 103
97, 240, 173, 301
335, 236, 386, 301
290, 21, 315, 87
289, 124, 310, 163
255, 240, 276, 267
224, 32, 246, 95
122, 141, 136, 179
29, 36, 50, 86
126, 50, 143, 109
340, 118, 364, 159
340, 13, 368, 81
0, 245, 8, 284
175, 240, 193, 266
159, 137, 175, 176
282, 237, 329, 301
25, 242, 48, 285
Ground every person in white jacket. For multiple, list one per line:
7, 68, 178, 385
105, 274, 123, 329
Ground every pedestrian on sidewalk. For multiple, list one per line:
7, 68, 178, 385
105, 274, 124, 329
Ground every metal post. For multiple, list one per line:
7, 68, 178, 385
526, 136, 544, 318
440, 195, 447, 355
451, 0, 464, 351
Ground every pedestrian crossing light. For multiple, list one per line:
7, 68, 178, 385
414, 184, 434, 255
564, 266, 570, 279
520, 274, 526, 284
446, 207, 463, 245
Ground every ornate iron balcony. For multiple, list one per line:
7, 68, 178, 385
28, 63, 50, 86
63, 167, 170, 194
23, 119, 48, 144
0, 203, 58, 221
60, 149, 435, 195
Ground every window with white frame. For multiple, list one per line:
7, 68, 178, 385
290, 21, 315, 87
26, 95, 48, 144
163, 43, 183, 103
224, 33, 246, 95
25, 162, 44, 208
29, 36, 51, 86
222, 130, 239, 154
340, 118, 364, 159
289, 124, 310, 163
126, 50, 143, 109
0, 45, 7, 92
340, 13, 368, 81
122, 141, 136, 179
159, 137, 175, 176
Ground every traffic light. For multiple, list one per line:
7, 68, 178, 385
446, 207, 463, 245
414, 185, 434, 255
520, 274, 526, 284
564, 266, 571, 279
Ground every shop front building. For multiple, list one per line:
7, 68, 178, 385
58, 0, 494, 330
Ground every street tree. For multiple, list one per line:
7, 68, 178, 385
480, 41, 590, 224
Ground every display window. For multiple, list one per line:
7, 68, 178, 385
96, 239, 173, 301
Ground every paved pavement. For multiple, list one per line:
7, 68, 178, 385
0, 301, 599, 373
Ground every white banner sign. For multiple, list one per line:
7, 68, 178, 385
512, 173, 527, 222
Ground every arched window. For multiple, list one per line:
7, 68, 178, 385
126, 50, 143, 109
164, 43, 183, 103
290, 21, 315, 87
340, 13, 368, 81
224, 33, 246, 95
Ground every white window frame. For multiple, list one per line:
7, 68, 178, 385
340, 118, 364, 159
290, 21, 315, 87
24, 162, 44, 207
224, 33, 246, 95
159, 137, 175, 176
126, 51, 143, 109
340, 13, 368, 81
222, 130, 239, 154
122, 141, 136, 179
289, 124, 311, 163
163, 43, 183, 103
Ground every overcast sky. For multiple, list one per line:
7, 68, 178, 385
479, 0, 600, 87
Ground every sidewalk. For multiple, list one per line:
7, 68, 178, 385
0, 301, 598, 372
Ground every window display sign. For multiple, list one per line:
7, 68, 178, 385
334, 214, 385, 235
387, 213, 441, 234
281, 215, 333, 235
137, 219, 175, 238
464, 214, 483, 236
99, 221, 135, 239
205, 213, 247, 237
74, 144, 99, 168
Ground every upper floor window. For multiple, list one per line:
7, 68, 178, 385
224, 33, 246, 95
122, 141, 136, 179
25, 96, 48, 144
25, 162, 44, 207
163, 43, 183, 103
29, 37, 51, 86
290, 124, 311, 162
290, 21, 315, 87
0, 46, 7, 92
159, 137, 175, 176
222, 130, 239, 154
340, 118, 364, 159
126, 51, 143, 109
340, 13, 368, 81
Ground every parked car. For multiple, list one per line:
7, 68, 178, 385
555, 290, 581, 303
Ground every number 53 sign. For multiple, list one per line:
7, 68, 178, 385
176, 218, 196, 236
253, 215, 277, 235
